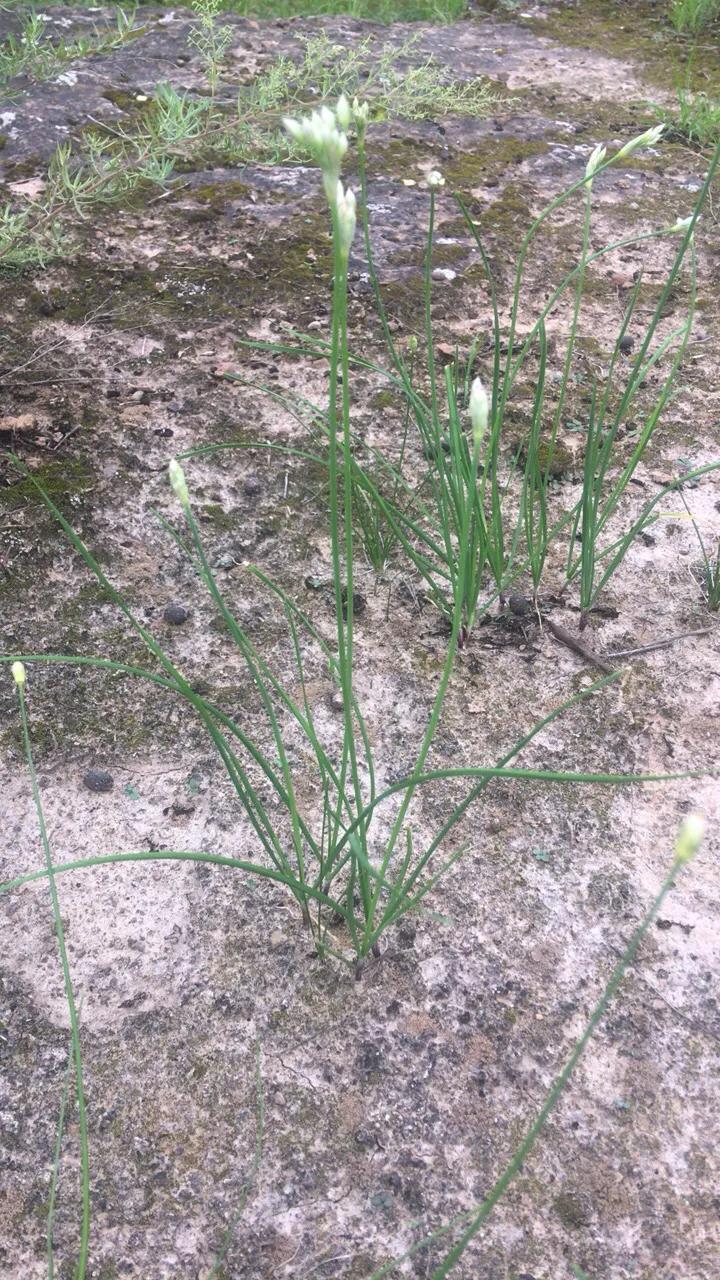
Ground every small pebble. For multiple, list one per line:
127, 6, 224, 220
244, 475, 261, 496
83, 768, 114, 794
163, 603, 189, 626
619, 335, 634, 354
508, 594, 532, 616
329, 689, 344, 712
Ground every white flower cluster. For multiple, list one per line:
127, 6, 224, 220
284, 95, 368, 259
585, 124, 665, 187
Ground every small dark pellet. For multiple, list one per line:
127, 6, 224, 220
619, 335, 634, 354
163, 603, 189, 626
244, 475, 261, 496
83, 768, 114, 794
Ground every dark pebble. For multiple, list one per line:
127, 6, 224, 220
163, 603, 189, 626
84, 768, 114, 794
243, 475, 261, 496
619, 335, 634, 354
508, 594, 532, 616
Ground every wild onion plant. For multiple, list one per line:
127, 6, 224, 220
3, 102, 711, 970
250, 128, 719, 638
346, 126, 720, 634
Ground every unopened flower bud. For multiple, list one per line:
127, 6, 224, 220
168, 458, 190, 509
469, 377, 489, 449
585, 143, 607, 183
614, 124, 664, 163
352, 97, 369, 128
671, 214, 694, 235
11, 661, 26, 688
675, 813, 705, 864
336, 180, 356, 259
427, 170, 445, 189
407, 335, 418, 354
336, 94, 351, 131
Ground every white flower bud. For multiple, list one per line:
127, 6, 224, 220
614, 124, 665, 163
352, 97, 370, 127
336, 181, 356, 259
427, 170, 445, 189
283, 116, 304, 142
585, 143, 607, 182
336, 94, 351, 130
283, 109, 347, 190
168, 458, 190, 509
671, 214, 694, 234
675, 813, 705, 864
11, 661, 26, 688
469, 377, 489, 449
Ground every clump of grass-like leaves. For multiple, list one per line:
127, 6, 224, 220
3, 104, 712, 970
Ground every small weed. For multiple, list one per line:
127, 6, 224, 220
679, 491, 720, 609
663, 86, 720, 147
669, 0, 720, 33
0, 9, 139, 92
188, 0, 233, 97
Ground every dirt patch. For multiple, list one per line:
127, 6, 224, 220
1, 5, 719, 1280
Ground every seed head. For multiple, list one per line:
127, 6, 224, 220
168, 458, 190, 509
469, 377, 489, 450
11, 661, 26, 688
675, 813, 705, 865
427, 170, 445, 189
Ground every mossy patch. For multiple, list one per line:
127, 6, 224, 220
444, 137, 549, 189
0, 458, 94, 514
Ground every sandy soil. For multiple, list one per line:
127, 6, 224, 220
1, 3, 719, 1278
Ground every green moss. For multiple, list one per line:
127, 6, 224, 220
553, 1189, 590, 1228
371, 389, 401, 411
444, 137, 549, 188
0, 459, 94, 514
201, 502, 239, 531
102, 86, 147, 112
192, 179, 254, 208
